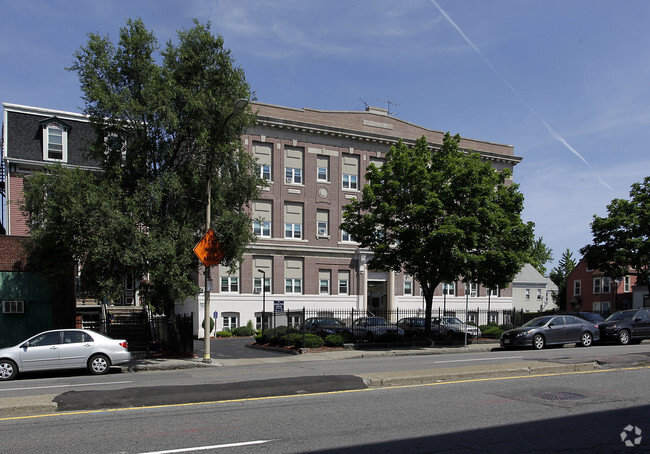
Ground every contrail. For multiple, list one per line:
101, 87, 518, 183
430, 0, 613, 191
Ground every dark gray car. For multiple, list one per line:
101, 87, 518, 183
500, 315, 600, 350
599, 309, 650, 345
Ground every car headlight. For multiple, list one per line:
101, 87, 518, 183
516, 330, 532, 337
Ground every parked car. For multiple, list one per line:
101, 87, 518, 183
599, 309, 650, 345
564, 312, 606, 328
302, 317, 350, 337
397, 317, 428, 337
351, 317, 404, 341
500, 315, 600, 350
431, 317, 482, 339
0, 329, 132, 381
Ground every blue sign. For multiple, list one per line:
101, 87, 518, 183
274, 300, 284, 312
213, 311, 218, 320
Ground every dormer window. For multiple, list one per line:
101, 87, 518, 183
40, 118, 70, 162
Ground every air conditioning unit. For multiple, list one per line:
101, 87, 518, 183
318, 227, 326, 236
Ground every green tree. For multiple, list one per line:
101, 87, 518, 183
23, 19, 260, 314
527, 237, 553, 276
341, 133, 533, 336
580, 176, 650, 287
549, 248, 577, 311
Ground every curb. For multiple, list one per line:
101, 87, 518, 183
361, 361, 600, 387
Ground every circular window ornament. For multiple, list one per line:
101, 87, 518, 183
319, 187, 328, 198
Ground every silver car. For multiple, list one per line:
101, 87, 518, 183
0, 329, 132, 380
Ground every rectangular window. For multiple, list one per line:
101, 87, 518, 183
488, 312, 498, 324
223, 316, 238, 330
253, 220, 271, 237
442, 283, 455, 296
525, 289, 530, 300
338, 271, 350, 295
285, 223, 302, 239
253, 142, 273, 181
2, 301, 24, 314
602, 277, 611, 294
466, 283, 478, 297
341, 230, 354, 242
468, 312, 477, 324
536, 289, 542, 300
284, 203, 303, 239
220, 277, 239, 293
256, 314, 271, 330
342, 155, 359, 190
574, 280, 581, 296
285, 258, 303, 294
285, 278, 302, 293
317, 156, 329, 182
285, 167, 302, 184
404, 281, 412, 295
624, 276, 631, 292
253, 277, 271, 294
42, 122, 68, 162
253, 200, 272, 238
317, 210, 329, 237
319, 270, 331, 295
285, 146, 303, 184
593, 277, 601, 294
342, 174, 358, 190
489, 287, 499, 297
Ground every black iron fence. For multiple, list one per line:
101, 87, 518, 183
258, 307, 534, 344
82, 310, 194, 356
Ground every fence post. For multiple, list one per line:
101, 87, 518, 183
302, 307, 306, 348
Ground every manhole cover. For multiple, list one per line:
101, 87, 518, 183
535, 391, 586, 401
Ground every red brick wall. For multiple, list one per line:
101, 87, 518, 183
0, 236, 29, 271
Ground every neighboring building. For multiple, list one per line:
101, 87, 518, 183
511, 263, 558, 312
2, 102, 525, 337
566, 257, 637, 315
180, 102, 523, 336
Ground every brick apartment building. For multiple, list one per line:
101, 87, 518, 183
3, 101, 524, 336
566, 257, 637, 315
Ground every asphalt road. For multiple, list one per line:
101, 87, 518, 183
2, 361, 649, 453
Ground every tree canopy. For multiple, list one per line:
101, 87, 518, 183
580, 176, 650, 287
23, 19, 260, 314
341, 133, 534, 335
527, 237, 553, 276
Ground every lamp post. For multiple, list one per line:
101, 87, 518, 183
203, 98, 250, 364
258, 269, 266, 336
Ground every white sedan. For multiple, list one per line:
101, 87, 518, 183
0, 329, 132, 380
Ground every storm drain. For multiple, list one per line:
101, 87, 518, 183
535, 391, 586, 401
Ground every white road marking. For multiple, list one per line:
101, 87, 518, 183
0, 380, 132, 392
433, 356, 524, 364
139, 439, 275, 453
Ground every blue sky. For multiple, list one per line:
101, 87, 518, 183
2, 0, 649, 272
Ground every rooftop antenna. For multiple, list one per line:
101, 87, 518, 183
376, 98, 400, 116
359, 98, 369, 111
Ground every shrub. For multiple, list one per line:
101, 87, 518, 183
215, 330, 232, 338
324, 334, 344, 347
201, 317, 215, 333
295, 333, 325, 348
232, 326, 254, 337
480, 325, 504, 338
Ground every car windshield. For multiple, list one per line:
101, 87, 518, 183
605, 311, 635, 322
443, 318, 463, 325
522, 317, 553, 328
367, 318, 387, 326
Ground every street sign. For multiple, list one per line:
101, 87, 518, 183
274, 300, 284, 312
193, 229, 224, 267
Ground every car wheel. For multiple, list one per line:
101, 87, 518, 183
617, 330, 631, 345
580, 332, 593, 347
0, 359, 18, 381
532, 334, 545, 350
88, 354, 111, 375
366, 332, 374, 342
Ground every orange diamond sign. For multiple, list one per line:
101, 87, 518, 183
193, 229, 224, 267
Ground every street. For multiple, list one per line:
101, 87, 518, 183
1, 361, 649, 453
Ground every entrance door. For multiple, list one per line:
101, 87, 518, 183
367, 281, 388, 315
